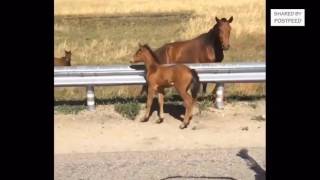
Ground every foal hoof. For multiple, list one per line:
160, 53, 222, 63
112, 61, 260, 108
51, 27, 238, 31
140, 117, 148, 122
155, 118, 164, 124
179, 124, 187, 129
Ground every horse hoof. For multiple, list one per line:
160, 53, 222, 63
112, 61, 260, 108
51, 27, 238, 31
179, 124, 186, 129
140, 117, 148, 122
155, 118, 164, 124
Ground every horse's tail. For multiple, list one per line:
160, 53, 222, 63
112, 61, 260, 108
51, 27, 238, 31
190, 69, 200, 100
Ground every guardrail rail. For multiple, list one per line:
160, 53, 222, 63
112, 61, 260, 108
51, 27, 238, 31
54, 62, 266, 110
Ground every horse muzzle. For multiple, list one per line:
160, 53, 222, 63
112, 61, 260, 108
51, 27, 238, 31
223, 45, 230, 50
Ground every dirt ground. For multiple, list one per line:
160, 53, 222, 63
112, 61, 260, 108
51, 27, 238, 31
54, 99, 265, 154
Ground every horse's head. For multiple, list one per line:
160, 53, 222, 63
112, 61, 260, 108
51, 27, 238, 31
214, 16, 233, 50
64, 50, 72, 66
131, 43, 154, 64
64, 50, 72, 59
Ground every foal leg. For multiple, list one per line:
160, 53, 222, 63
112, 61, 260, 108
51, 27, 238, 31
155, 89, 165, 124
178, 90, 193, 129
140, 87, 155, 122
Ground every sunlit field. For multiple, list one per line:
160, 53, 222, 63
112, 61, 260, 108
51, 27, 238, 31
54, 0, 265, 101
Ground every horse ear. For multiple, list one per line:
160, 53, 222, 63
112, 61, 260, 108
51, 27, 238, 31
138, 43, 142, 47
215, 16, 220, 23
228, 16, 233, 23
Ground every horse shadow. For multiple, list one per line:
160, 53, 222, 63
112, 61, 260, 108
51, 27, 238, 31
160, 176, 237, 180
237, 148, 266, 180
149, 98, 185, 121
129, 64, 146, 70
159, 149, 265, 180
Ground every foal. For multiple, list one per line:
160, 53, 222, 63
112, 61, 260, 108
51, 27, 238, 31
131, 44, 200, 129
54, 50, 72, 66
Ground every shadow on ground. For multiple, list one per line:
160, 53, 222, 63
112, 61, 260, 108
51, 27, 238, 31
160, 176, 237, 180
237, 148, 266, 180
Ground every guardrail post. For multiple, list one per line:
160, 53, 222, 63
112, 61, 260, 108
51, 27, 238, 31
214, 82, 224, 109
86, 85, 95, 111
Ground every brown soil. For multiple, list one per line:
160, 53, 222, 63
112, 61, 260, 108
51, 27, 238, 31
54, 100, 265, 154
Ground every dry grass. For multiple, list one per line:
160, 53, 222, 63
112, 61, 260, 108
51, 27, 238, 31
55, 0, 265, 41
54, 0, 265, 101
54, 0, 264, 17
180, 9, 265, 41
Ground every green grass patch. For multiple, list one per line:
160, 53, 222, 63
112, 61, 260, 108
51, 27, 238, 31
54, 105, 86, 114
198, 99, 212, 114
114, 102, 141, 120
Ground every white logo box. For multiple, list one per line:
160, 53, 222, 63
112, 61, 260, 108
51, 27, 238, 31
271, 9, 305, 26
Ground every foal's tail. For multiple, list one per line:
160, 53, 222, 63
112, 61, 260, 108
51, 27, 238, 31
190, 69, 200, 100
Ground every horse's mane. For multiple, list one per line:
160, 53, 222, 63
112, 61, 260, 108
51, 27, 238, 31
142, 44, 160, 64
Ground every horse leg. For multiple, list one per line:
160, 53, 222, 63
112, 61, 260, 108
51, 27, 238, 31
140, 87, 155, 122
139, 84, 148, 96
178, 90, 193, 129
155, 88, 165, 124
202, 83, 207, 95
212, 83, 217, 95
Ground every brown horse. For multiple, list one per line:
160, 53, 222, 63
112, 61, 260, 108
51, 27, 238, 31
131, 44, 200, 129
140, 16, 233, 95
54, 50, 72, 66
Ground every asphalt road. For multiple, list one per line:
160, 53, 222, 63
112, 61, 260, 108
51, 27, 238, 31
55, 147, 265, 180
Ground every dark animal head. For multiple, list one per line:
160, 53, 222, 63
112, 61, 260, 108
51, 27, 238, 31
214, 16, 233, 50
64, 50, 72, 66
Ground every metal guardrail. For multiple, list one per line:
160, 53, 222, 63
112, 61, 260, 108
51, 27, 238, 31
54, 62, 266, 110
54, 63, 265, 76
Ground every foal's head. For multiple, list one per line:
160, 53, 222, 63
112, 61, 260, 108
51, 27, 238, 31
131, 43, 158, 64
213, 16, 233, 50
